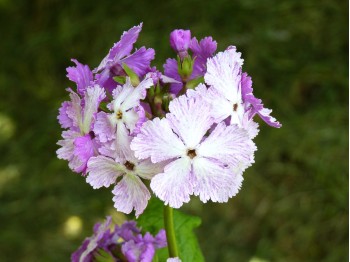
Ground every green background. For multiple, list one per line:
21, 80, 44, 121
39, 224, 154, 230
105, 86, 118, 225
0, 0, 348, 261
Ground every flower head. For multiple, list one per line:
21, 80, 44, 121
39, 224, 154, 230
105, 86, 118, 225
131, 95, 256, 208
72, 217, 167, 262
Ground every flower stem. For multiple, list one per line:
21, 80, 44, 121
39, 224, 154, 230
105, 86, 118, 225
164, 204, 179, 258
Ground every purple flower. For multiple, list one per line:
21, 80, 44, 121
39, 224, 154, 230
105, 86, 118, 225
131, 95, 256, 208
205, 47, 281, 128
72, 217, 115, 262
57, 86, 105, 173
164, 35, 217, 95
93, 76, 153, 156
169, 29, 191, 59
72, 217, 167, 262
86, 137, 166, 217
94, 23, 155, 92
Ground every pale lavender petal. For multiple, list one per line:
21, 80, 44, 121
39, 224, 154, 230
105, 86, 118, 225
121, 76, 153, 110
192, 157, 242, 203
123, 109, 139, 133
66, 59, 93, 95
93, 111, 116, 143
135, 159, 167, 180
130, 118, 186, 163
81, 85, 106, 134
115, 122, 133, 159
111, 85, 132, 111
131, 105, 146, 135
56, 130, 80, 160
121, 47, 155, 77
58, 101, 73, 129
112, 174, 151, 217
150, 158, 192, 208
66, 88, 82, 129
197, 122, 256, 168
205, 48, 243, 102
86, 156, 124, 189
167, 95, 213, 148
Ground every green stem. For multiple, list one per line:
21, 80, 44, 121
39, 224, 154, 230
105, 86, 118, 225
164, 204, 179, 258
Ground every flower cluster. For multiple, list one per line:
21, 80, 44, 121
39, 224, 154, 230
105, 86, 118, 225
72, 217, 167, 262
57, 24, 281, 217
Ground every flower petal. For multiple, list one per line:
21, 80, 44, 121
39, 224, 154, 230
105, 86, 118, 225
131, 118, 186, 163
135, 159, 167, 180
86, 156, 124, 189
150, 158, 192, 208
96, 24, 143, 72
192, 157, 243, 203
121, 47, 155, 77
197, 122, 256, 168
112, 174, 151, 217
81, 85, 106, 134
66, 59, 93, 95
122, 76, 153, 111
167, 95, 213, 148
58, 101, 73, 129
205, 48, 243, 102
93, 111, 116, 143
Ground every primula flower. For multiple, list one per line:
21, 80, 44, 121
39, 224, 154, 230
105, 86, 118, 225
57, 86, 105, 173
131, 95, 256, 208
94, 23, 155, 92
205, 47, 281, 128
72, 217, 167, 262
86, 138, 166, 217
93, 76, 153, 156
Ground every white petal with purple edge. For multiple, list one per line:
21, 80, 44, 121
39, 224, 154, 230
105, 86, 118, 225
123, 109, 139, 133
121, 77, 153, 110
131, 118, 186, 163
197, 122, 256, 168
167, 95, 213, 148
135, 159, 167, 180
192, 157, 242, 203
82, 85, 106, 134
93, 111, 116, 143
205, 49, 243, 102
56, 130, 80, 160
150, 158, 192, 208
112, 174, 150, 217
86, 156, 124, 189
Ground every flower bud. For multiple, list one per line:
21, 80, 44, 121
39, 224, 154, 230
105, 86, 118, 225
170, 29, 191, 59
177, 55, 194, 81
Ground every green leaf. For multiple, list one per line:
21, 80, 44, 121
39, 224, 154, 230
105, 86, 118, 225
137, 198, 204, 262
122, 63, 140, 86
94, 249, 115, 262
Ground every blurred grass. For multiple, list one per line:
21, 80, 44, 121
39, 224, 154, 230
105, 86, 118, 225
0, 0, 348, 261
